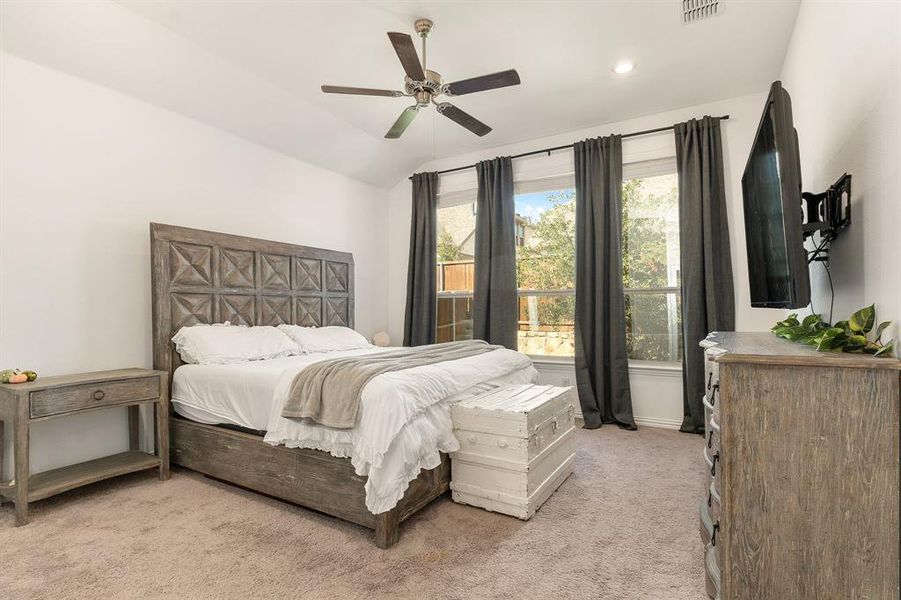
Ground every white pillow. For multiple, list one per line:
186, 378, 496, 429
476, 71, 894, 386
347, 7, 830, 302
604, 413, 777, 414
277, 325, 372, 353
172, 323, 300, 365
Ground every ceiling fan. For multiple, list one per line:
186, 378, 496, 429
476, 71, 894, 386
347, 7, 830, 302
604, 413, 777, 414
321, 19, 521, 139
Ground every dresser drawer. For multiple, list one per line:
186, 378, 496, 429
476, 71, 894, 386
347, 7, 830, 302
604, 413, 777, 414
708, 479, 722, 522
706, 414, 721, 454
704, 355, 719, 393
705, 541, 721, 599
703, 445, 720, 495
30, 376, 160, 418
699, 497, 714, 544
704, 350, 722, 421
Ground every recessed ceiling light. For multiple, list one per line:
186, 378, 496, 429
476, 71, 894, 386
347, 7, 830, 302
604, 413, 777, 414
613, 61, 636, 75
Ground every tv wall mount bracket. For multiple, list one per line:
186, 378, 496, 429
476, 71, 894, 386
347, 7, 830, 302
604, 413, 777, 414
803, 172, 851, 264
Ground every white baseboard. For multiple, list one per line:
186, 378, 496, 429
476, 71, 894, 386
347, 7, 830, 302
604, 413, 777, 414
573, 409, 682, 431
634, 416, 682, 430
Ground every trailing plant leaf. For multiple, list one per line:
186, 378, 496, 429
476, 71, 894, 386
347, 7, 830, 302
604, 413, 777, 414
875, 343, 895, 357
776, 324, 812, 341
833, 320, 850, 333
875, 321, 891, 342
847, 334, 868, 346
843, 334, 869, 352
775, 314, 800, 328
849, 304, 876, 333
816, 328, 846, 351
802, 314, 822, 329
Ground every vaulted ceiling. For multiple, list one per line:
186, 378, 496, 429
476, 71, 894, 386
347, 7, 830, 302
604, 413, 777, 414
1, 0, 800, 187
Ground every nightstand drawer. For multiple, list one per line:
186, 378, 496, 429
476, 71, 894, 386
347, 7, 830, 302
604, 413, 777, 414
30, 376, 159, 418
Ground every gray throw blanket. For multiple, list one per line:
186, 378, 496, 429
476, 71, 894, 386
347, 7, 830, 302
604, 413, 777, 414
281, 340, 500, 429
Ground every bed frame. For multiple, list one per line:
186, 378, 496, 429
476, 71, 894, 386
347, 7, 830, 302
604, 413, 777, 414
150, 223, 449, 548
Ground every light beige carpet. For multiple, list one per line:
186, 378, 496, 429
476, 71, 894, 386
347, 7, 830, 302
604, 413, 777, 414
0, 426, 705, 599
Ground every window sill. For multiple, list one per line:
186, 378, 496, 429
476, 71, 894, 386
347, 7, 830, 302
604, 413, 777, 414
528, 355, 682, 376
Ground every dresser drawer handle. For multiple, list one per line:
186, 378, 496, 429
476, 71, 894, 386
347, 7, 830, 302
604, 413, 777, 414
497, 440, 508, 449
706, 372, 713, 391
711, 521, 720, 546
709, 383, 719, 406
707, 429, 714, 449
467, 436, 477, 444
710, 451, 719, 477
92, 389, 106, 401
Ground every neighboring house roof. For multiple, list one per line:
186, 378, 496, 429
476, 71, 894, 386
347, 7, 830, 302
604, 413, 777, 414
438, 202, 535, 260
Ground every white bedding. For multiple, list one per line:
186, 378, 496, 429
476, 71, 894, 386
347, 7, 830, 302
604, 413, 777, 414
172, 348, 389, 430
172, 346, 537, 514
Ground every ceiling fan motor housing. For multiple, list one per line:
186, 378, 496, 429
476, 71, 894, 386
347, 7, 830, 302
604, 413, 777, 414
407, 70, 443, 105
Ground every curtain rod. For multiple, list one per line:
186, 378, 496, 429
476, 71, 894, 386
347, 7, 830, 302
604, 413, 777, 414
408, 115, 730, 180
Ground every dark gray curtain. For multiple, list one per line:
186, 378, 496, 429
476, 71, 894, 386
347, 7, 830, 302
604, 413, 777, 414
675, 117, 735, 434
403, 172, 439, 346
473, 157, 517, 350
573, 136, 636, 430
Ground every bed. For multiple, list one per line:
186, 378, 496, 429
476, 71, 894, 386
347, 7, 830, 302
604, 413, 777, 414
150, 223, 534, 547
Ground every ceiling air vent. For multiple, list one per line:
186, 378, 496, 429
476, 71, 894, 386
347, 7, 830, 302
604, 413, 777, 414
682, 0, 722, 24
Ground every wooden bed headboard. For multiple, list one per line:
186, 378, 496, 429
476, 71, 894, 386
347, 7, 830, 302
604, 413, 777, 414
150, 223, 354, 382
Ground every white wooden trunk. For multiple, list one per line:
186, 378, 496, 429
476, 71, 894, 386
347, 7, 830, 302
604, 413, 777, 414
450, 384, 576, 520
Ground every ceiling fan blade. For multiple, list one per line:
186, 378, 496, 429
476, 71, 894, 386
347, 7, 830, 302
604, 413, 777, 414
436, 103, 491, 137
321, 85, 404, 97
385, 106, 419, 139
445, 69, 521, 96
387, 32, 426, 81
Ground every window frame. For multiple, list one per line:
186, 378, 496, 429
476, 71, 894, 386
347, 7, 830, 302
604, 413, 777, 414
621, 157, 682, 367
434, 157, 682, 367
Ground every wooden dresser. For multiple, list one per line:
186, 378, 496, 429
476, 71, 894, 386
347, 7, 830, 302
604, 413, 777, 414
698, 332, 900, 599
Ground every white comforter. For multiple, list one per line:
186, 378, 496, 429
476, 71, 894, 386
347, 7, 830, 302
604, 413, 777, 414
263, 346, 537, 514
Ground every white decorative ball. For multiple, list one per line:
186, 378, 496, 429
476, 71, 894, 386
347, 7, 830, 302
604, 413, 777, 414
372, 331, 391, 347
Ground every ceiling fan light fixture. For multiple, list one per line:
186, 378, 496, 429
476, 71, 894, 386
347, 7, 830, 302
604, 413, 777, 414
612, 61, 636, 75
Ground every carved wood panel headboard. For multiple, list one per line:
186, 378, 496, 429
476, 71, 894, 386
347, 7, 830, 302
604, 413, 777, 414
150, 223, 354, 384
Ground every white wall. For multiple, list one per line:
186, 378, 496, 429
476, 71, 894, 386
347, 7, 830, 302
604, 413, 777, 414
779, 0, 901, 347
386, 92, 785, 427
0, 53, 389, 477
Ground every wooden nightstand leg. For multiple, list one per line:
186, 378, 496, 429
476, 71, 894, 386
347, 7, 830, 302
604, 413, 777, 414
156, 377, 170, 481
128, 405, 141, 452
14, 400, 29, 526
0, 418, 5, 507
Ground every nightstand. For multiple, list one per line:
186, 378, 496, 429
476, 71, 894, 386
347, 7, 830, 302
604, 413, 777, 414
0, 368, 169, 525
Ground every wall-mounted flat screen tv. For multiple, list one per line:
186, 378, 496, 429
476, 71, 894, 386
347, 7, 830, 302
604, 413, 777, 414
742, 80, 810, 309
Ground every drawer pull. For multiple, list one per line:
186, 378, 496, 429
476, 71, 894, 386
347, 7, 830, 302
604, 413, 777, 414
707, 490, 712, 508
497, 440, 509, 449
707, 429, 714, 449
467, 436, 477, 444
711, 451, 720, 477
711, 521, 720, 546
92, 389, 106, 401
706, 372, 713, 391
709, 383, 719, 406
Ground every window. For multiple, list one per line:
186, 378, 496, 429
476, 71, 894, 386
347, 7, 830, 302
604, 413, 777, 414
514, 162, 681, 361
515, 188, 576, 357
436, 203, 475, 343
435, 159, 681, 363
622, 168, 682, 362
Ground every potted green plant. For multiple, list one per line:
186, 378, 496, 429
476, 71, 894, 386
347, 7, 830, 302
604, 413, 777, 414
772, 304, 894, 357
